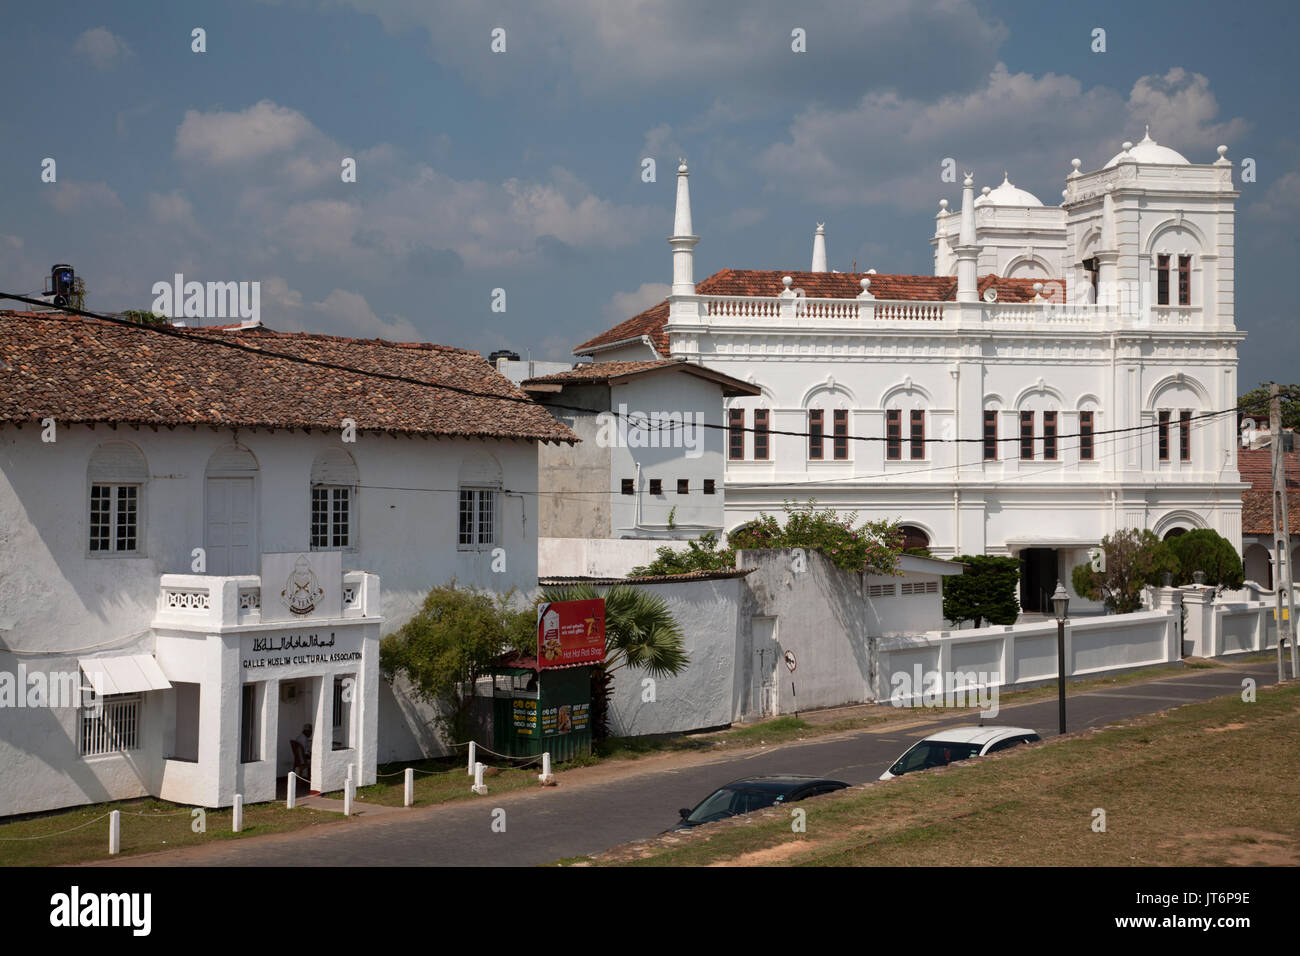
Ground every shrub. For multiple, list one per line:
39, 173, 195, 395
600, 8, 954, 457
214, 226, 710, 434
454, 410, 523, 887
729, 499, 902, 574
1071, 529, 1178, 614
943, 555, 1022, 627
1166, 529, 1244, 590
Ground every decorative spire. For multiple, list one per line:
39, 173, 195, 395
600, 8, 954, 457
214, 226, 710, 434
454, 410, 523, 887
959, 172, 976, 246
669, 161, 699, 296
955, 172, 979, 303
811, 222, 828, 272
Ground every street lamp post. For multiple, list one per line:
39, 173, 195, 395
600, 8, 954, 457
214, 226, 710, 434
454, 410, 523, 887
1052, 581, 1070, 736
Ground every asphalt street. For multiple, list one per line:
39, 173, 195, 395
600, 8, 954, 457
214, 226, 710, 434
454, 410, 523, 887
109, 658, 1283, 867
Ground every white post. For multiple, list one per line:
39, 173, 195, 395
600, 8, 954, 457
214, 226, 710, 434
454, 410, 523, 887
343, 779, 353, 817
287, 772, 297, 810
404, 767, 414, 807
347, 763, 354, 784
467, 741, 477, 776
539, 752, 554, 785
233, 794, 243, 833
108, 810, 120, 855
472, 761, 488, 795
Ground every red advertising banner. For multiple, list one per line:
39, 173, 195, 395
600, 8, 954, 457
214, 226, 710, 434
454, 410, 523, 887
537, 598, 606, 669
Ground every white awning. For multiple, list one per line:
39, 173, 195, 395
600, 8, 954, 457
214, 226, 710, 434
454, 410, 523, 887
79, 654, 172, 696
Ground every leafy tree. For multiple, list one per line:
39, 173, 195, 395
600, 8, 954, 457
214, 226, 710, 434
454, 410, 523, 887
120, 310, 168, 327
630, 531, 735, 577
537, 582, 688, 743
380, 583, 533, 744
1238, 382, 1300, 429
1166, 529, 1244, 590
943, 555, 1022, 627
1071, 528, 1179, 614
729, 499, 903, 574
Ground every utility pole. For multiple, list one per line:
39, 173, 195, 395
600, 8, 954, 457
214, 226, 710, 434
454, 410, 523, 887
1268, 384, 1297, 679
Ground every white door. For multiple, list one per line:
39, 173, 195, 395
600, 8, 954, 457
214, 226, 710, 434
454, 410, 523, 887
205, 477, 256, 575
753, 617, 778, 717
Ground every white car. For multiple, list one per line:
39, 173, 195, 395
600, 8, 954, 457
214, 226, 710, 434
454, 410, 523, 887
879, 725, 1041, 780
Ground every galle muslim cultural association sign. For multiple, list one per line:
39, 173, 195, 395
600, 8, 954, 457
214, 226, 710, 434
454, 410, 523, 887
536, 599, 606, 669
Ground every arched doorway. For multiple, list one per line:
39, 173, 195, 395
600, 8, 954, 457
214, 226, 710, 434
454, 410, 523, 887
1243, 543, 1272, 589
1163, 527, 1188, 541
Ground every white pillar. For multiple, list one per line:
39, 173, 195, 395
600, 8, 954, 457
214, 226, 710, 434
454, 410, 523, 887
343, 779, 353, 817
811, 223, 828, 272
233, 794, 243, 833
467, 741, 477, 776
472, 762, 488, 795
539, 752, 554, 785
287, 772, 297, 809
108, 809, 120, 855
670, 163, 700, 296
954, 173, 979, 303
404, 767, 414, 807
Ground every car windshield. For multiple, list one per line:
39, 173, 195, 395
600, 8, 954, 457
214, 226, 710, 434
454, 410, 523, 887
686, 786, 780, 824
891, 740, 984, 775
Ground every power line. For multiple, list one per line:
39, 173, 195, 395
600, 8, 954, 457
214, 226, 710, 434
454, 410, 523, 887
1, 292, 1268, 447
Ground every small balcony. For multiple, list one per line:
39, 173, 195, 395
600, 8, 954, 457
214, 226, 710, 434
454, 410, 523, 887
155, 570, 377, 629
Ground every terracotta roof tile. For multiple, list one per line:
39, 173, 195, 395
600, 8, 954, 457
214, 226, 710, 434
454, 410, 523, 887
574, 269, 1052, 354
1239, 448, 1300, 534
0, 311, 576, 442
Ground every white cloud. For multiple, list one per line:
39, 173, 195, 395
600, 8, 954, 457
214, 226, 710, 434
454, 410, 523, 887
73, 27, 132, 70
603, 282, 669, 322
175, 100, 318, 166
1125, 68, 1249, 155
755, 64, 1250, 209
261, 277, 421, 340
42, 181, 123, 214
147, 191, 202, 233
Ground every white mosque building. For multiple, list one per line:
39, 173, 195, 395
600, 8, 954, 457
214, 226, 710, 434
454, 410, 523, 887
575, 130, 1245, 612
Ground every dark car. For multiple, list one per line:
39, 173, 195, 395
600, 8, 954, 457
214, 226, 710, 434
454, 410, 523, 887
670, 775, 849, 831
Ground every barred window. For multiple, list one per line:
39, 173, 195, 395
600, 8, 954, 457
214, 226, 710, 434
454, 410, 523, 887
310, 486, 352, 549
1080, 411, 1095, 461
753, 409, 770, 461
458, 487, 497, 547
81, 694, 141, 756
89, 485, 139, 553
1180, 410, 1192, 461
1157, 254, 1170, 306
909, 409, 925, 460
1158, 410, 1171, 462
1178, 255, 1192, 306
728, 409, 745, 460
833, 409, 849, 460
1043, 411, 1058, 461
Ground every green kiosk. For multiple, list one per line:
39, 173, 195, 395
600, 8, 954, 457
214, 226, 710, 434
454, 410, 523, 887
489, 598, 605, 762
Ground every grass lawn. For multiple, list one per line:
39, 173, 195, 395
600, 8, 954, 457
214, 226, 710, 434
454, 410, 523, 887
347, 756, 542, 807
575, 680, 1300, 867
0, 797, 339, 867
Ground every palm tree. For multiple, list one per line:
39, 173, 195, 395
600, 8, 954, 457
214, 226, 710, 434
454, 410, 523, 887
538, 582, 688, 742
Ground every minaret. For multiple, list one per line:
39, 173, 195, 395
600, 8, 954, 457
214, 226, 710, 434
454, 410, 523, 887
954, 172, 980, 302
811, 223, 828, 272
670, 161, 699, 296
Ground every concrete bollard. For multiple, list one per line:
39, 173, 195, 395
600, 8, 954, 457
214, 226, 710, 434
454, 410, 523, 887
468, 741, 477, 776
404, 767, 414, 807
347, 763, 354, 784
287, 772, 297, 810
471, 761, 488, 795
538, 752, 555, 785
108, 810, 120, 855
343, 779, 353, 817
233, 794, 243, 833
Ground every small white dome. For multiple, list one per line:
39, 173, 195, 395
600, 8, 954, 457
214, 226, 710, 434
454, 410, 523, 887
983, 172, 1043, 207
1105, 128, 1189, 168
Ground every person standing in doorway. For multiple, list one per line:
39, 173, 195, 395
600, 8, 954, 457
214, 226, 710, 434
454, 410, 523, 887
292, 723, 313, 779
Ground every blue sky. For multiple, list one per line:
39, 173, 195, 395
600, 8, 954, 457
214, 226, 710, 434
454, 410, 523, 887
1, 0, 1296, 385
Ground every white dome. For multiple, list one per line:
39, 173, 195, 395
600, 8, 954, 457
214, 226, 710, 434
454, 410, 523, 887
1105, 128, 1189, 168
983, 173, 1043, 207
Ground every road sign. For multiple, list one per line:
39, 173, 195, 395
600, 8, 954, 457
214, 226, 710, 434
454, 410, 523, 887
784, 650, 797, 673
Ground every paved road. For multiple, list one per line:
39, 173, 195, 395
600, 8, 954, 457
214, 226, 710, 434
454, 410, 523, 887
110, 659, 1281, 867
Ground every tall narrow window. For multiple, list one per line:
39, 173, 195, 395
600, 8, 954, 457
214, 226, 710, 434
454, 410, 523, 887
1042, 411, 1058, 461
1080, 411, 1095, 461
753, 409, 770, 461
1177, 255, 1191, 306
310, 486, 352, 549
458, 488, 496, 547
1180, 410, 1192, 461
1019, 412, 1035, 460
886, 409, 901, 461
983, 410, 998, 461
808, 409, 824, 460
87, 441, 147, 556
909, 410, 925, 460
240, 684, 260, 763
728, 409, 745, 461
1158, 410, 1171, 462
833, 409, 849, 460
1157, 254, 1170, 306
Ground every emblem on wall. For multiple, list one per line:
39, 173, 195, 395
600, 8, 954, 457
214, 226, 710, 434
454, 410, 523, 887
281, 554, 325, 616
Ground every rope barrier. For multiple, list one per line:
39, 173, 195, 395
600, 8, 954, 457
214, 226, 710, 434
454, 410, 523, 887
0, 813, 112, 841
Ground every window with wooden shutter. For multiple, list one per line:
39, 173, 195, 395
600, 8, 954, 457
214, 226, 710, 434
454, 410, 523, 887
886, 409, 901, 460
1019, 412, 1034, 460
1159, 410, 1171, 462
833, 409, 849, 460
728, 409, 745, 460
909, 409, 925, 460
808, 409, 824, 460
753, 409, 770, 461
1080, 411, 1095, 461
1043, 411, 1057, 461
983, 410, 998, 460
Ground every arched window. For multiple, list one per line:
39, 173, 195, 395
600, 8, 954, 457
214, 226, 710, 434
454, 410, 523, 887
458, 451, 502, 549
1163, 527, 1188, 541
899, 525, 930, 554
87, 441, 147, 555
310, 448, 359, 550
